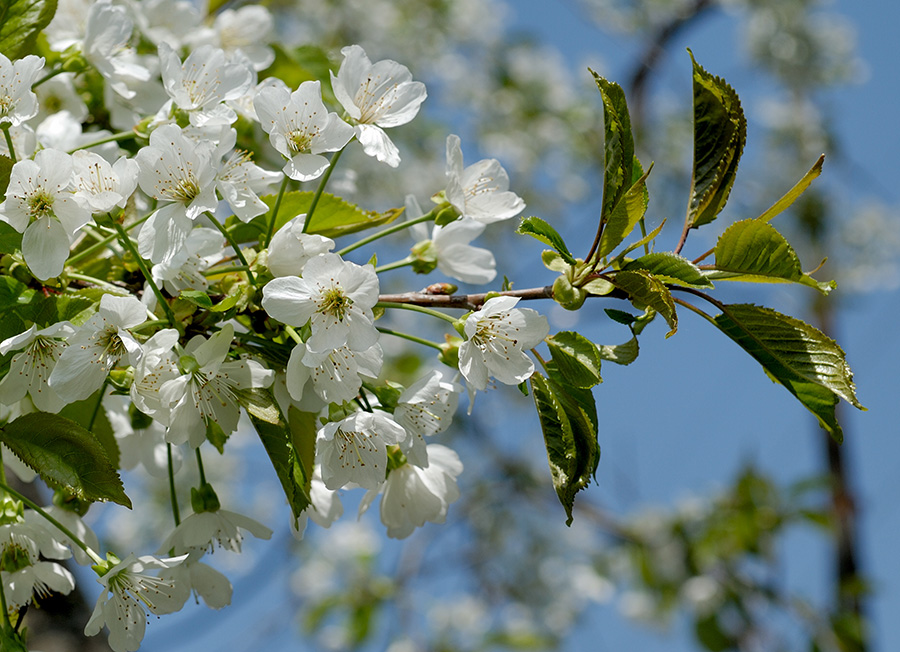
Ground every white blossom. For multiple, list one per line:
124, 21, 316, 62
150, 227, 224, 296
158, 324, 273, 448
32, 73, 88, 124
286, 341, 383, 405
254, 81, 355, 182
318, 411, 406, 491
71, 150, 140, 213
159, 43, 253, 127
49, 294, 147, 403
84, 553, 190, 652
262, 253, 379, 353
458, 296, 549, 391
0, 53, 44, 127
330, 44, 427, 167
159, 509, 272, 555
394, 370, 461, 466
158, 553, 232, 610
214, 127, 280, 221
360, 444, 463, 539
0, 322, 75, 413
446, 134, 525, 224
135, 124, 218, 264
195, 5, 276, 71
267, 215, 334, 277
128, 0, 203, 49
83, 0, 152, 100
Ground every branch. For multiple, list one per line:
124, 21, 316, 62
377, 285, 554, 311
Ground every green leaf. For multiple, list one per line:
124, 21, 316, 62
610, 220, 665, 268
516, 216, 576, 265
531, 372, 599, 526
712, 219, 834, 294
0, 0, 58, 60
546, 331, 603, 388
685, 50, 746, 229
179, 290, 213, 309
0, 154, 14, 203
590, 71, 635, 222
612, 269, 678, 337
250, 399, 316, 519
604, 308, 636, 325
757, 154, 825, 223
598, 336, 639, 365
58, 391, 119, 469
624, 251, 713, 288
541, 250, 571, 273
232, 191, 402, 244
713, 304, 865, 442
596, 158, 652, 259
0, 412, 130, 507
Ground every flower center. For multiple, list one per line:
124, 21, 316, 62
320, 287, 352, 321
170, 175, 201, 203
287, 129, 313, 153
28, 189, 55, 218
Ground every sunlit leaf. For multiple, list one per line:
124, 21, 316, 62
590, 71, 635, 225
517, 216, 576, 265
0, 0, 57, 60
756, 154, 825, 223
612, 269, 678, 337
546, 331, 603, 388
624, 251, 712, 288
597, 158, 651, 259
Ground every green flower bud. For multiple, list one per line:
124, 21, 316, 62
552, 275, 587, 311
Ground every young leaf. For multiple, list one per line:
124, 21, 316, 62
517, 216, 576, 265
685, 51, 746, 230
530, 372, 600, 526
546, 331, 603, 388
624, 251, 713, 288
179, 290, 213, 310
0, 154, 14, 203
0, 412, 131, 508
599, 336, 639, 366
0, 0, 58, 60
756, 154, 825, 223
712, 219, 834, 294
250, 404, 313, 519
596, 158, 651, 260
610, 220, 666, 268
612, 269, 678, 337
713, 303, 865, 442
590, 71, 635, 223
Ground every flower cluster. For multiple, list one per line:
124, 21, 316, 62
0, 3, 543, 650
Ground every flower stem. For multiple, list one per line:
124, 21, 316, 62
376, 326, 443, 351
167, 444, 181, 527
32, 67, 66, 88
66, 131, 135, 154
337, 211, 436, 257
374, 256, 413, 273
264, 174, 290, 248
195, 448, 207, 486
111, 219, 177, 328
0, 482, 104, 565
1, 125, 16, 162
88, 380, 108, 431
376, 301, 459, 324
284, 324, 303, 345
303, 147, 346, 234
206, 213, 257, 286
67, 271, 123, 291
202, 265, 250, 277
68, 213, 151, 265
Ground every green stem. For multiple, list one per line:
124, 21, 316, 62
376, 326, 443, 351
195, 448, 207, 486
0, 567, 9, 630
66, 131, 135, 154
303, 147, 346, 234
284, 324, 303, 345
32, 67, 66, 88
68, 213, 152, 265
264, 174, 290, 248
337, 211, 436, 257
1, 125, 16, 162
375, 256, 414, 273
376, 300, 459, 324
202, 265, 250, 277
87, 380, 108, 431
167, 444, 181, 527
206, 213, 257, 286
67, 271, 123, 291
111, 219, 177, 328
0, 482, 104, 565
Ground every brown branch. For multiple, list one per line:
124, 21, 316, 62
378, 285, 555, 311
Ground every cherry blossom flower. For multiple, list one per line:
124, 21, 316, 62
194, 5, 276, 71
159, 43, 253, 128
0, 123, 35, 159
27, 505, 101, 567
286, 341, 383, 405
159, 508, 272, 555
254, 81, 355, 182
83, 0, 152, 100
0, 322, 75, 413
135, 124, 218, 264
129, 0, 203, 49
393, 370, 461, 465
458, 296, 549, 391
445, 134, 525, 224
158, 552, 232, 609
262, 253, 380, 353
130, 329, 181, 426
266, 215, 334, 277
407, 194, 497, 285
360, 444, 463, 539
71, 150, 140, 213
0, 53, 44, 127
32, 73, 88, 124
0, 149, 92, 280
49, 294, 147, 403
214, 127, 280, 221
318, 411, 407, 490
107, 393, 182, 478
150, 227, 224, 297
330, 44, 427, 167
158, 324, 273, 448
85, 553, 190, 652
